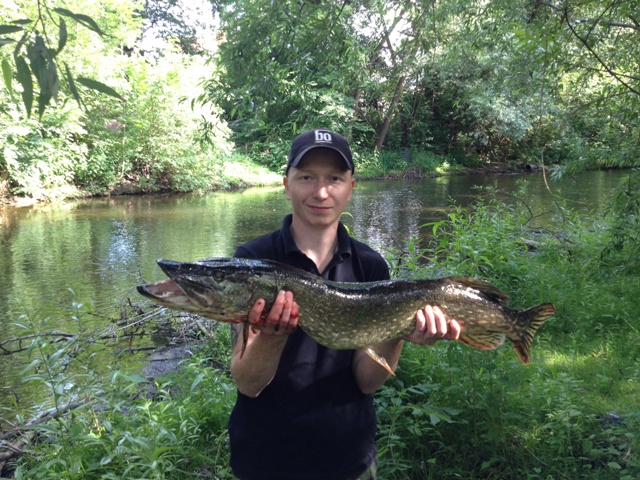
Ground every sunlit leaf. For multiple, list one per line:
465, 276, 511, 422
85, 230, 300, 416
14, 55, 33, 117
0, 25, 23, 35
57, 17, 67, 53
1, 58, 12, 97
76, 76, 125, 101
52, 8, 106, 36
64, 62, 84, 110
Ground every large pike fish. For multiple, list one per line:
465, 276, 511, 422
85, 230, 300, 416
137, 258, 555, 371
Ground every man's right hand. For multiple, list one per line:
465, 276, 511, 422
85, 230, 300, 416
248, 290, 300, 336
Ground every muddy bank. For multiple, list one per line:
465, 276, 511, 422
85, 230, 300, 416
142, 343, 195, 380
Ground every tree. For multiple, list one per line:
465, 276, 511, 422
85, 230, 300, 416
204, 0, 365, 154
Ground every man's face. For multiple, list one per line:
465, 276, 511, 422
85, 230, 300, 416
284, 149, 355, 229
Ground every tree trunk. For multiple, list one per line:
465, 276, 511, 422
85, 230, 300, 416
376, 75, 406, 151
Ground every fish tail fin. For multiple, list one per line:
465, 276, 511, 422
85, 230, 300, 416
512, 303, 556, 364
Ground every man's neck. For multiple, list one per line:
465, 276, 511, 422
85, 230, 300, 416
289, 217, 340, 273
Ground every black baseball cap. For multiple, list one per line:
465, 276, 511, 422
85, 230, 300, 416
286, 129, 355, 174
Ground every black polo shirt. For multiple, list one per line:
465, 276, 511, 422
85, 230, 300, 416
228, 214, 390, 480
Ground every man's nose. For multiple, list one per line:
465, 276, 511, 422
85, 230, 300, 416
314, 181, 329, 199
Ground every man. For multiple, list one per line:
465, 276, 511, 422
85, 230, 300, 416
228, 129, 460, 480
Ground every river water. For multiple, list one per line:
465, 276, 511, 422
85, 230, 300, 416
0, 170, 626, 412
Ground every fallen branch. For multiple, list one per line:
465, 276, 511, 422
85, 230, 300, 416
195, 319, 212, 337
0, 333, 76, 355
0, 400, 86, 472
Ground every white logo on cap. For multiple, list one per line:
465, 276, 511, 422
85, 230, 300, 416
315, 131, 332, 144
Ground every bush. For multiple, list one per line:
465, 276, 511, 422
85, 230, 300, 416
380, 183, 640, 479
0, 104, 88, 199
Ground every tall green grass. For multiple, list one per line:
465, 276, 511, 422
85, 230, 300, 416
378, 183, 640, 479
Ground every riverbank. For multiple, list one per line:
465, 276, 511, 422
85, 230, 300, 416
0, 159, 530, 208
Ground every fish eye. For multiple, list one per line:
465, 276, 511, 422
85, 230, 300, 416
213, 272, 225, 282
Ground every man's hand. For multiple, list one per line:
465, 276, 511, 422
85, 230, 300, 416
248, 290, 300, 335
404, 305, 461, 345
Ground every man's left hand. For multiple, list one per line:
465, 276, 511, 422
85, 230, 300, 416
404, 305, 461, 345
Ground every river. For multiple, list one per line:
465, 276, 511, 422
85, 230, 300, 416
0, 170, 626, 413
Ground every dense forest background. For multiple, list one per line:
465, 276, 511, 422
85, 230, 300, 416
1, 0, 638, 201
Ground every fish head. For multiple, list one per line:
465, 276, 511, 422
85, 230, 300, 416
137, 258, 277, 322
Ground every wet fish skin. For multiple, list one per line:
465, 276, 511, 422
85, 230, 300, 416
137, 258, 555, 364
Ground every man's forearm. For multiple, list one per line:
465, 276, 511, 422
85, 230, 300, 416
352, 338, 405, 395
230, 330, 289, 397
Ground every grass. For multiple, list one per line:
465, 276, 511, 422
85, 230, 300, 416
3, 180, 640, 479
217, 153, 283, 189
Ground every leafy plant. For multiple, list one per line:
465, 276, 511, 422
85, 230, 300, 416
376, 183, 640, 478
0, 2, 124, 118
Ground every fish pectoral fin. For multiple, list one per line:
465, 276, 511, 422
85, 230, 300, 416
365, 348, 395, 376
458, 332, 505, 351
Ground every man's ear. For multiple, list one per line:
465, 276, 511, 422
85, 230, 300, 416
283, 175, 291, 200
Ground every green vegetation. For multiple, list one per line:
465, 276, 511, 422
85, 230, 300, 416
4, 180, 639, 478
2, 0, 639, 201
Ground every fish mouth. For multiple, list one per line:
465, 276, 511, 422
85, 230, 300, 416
136, 279, 195, 309
137, 259, 214, 309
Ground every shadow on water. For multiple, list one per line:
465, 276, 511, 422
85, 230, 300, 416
0, 170, 627, 413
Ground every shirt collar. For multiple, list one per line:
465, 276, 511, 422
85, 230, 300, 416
281, 214, 352, 260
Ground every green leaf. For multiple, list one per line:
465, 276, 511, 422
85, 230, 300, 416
73, 13, 107, 36
18, 358, 42, 378
14, 55, 33, 117
64, 62, 84, 110
1, 58, 12, 96
27, 34, 60, 117
190, 373, 205, 391
0, 39, 16, 46
13, 30, 28, 57
57, 17, 68, 53
76, 76, 125, 101
116, 372, 147, 384
152, 446, 180, 460
0, 25, 23, 35
10, 19, 32, 26
52, 8, 106, 36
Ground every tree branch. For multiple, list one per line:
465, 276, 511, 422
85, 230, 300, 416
561, 7, 640, 96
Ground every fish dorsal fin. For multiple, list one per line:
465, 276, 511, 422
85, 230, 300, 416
458, 332, 505, 351
447, 276, 510, 304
